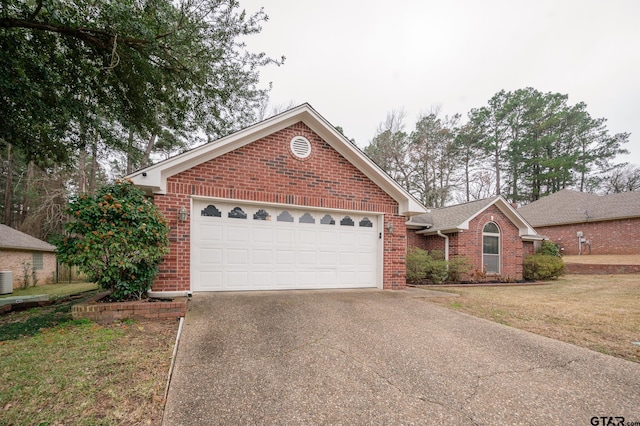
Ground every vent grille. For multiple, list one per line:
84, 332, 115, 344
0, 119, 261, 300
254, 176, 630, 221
290, 136, 311, 159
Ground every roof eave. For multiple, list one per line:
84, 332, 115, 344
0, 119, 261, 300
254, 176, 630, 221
0, 245, 56, 252
521, 234, 546, 241
416, 227, 460, 235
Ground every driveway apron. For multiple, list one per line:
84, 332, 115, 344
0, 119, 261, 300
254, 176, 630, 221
163, 289, 640, 425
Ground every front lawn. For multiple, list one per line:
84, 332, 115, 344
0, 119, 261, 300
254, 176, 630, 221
0, 291, 177, 424
421, 274, 640, 363
0, 282, 99, 299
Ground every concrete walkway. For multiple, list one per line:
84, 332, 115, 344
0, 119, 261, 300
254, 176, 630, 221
163, 288, 640, 425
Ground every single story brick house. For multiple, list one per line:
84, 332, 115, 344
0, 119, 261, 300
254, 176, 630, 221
128, 104, 426, 295
0, 224, 56, 288
517, 189, 640, 255
406, 196, 543, 280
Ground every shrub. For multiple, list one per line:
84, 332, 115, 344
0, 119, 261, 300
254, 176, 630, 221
447, 256, 471, 282
523, 254, 565, 281
426, 259, 449, 284
55, 179, 169, 301
538, 240, 562, 257
406, 247, 431, 283
406, 249, 472, 284
429, 249, 445, 261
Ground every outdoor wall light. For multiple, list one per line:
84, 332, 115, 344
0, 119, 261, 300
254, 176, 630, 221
386, 222, 394, 234
178, 206, 189, 222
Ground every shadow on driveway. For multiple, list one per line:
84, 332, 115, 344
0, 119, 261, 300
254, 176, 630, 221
164, 288, 640, 425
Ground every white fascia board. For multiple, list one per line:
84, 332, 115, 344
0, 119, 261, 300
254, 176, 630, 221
128, 104, 426, 216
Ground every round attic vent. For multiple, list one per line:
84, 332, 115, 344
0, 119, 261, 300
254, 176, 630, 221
290, 136, 311, 159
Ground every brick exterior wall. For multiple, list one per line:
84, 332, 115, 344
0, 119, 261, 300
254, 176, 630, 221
152, 122, 406, 291
0, 249, 56, 289
407, 205, 531, 280
534, 218, 640, 255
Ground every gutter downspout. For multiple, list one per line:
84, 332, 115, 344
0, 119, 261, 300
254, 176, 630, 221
436, 230, 449, 261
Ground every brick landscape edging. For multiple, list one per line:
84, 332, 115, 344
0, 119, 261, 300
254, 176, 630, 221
72, 291, 187, 323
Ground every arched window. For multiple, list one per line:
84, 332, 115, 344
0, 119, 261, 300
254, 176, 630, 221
482, 222, 500, 274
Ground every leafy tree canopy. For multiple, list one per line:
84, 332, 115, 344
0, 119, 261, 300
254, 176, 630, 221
54, 179, 169, 300
0, 0, 283, 165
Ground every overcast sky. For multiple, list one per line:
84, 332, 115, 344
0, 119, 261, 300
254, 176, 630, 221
242, 0, 639, 166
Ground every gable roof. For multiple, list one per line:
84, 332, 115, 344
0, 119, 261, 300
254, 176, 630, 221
127, 103, 426, 216
0, 225, 56, 252
517, 189, 640, 227
407, 196, 542, 240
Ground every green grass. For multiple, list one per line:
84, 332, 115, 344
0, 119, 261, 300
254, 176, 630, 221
0, 297, 98, 341
0, 297, 176, 424
0, 282, 99, 299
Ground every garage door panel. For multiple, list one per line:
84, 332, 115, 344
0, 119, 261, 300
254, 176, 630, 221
275, 228, 294, 243
226, 248, 249, 265
200, 223, 223, 241
318, 251, 338, 265
226, 271, 248, 288
250, 271, 274, 287
339, 232, 358, 247
192, 201, 380, 291
298, 228, 317, 244
339, 252, 356, 266
317, 230, 338, 244
318, 270, 337, 285
298, 250, 317, 265
201, 248, 223, 265
252, 249, 272, 264
227, 226, 249, 242
199, 271, 223, 290
276, 250, 295, 264
252, 227, 273, 243
275, 271, 295, 286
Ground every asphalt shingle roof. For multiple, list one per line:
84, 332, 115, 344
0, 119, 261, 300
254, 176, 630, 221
517, 189, 640, 227
0, 224, 56, 252
410, 196, 500, 231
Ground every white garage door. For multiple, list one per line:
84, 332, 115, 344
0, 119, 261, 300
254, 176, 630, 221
191, 200, 380, 291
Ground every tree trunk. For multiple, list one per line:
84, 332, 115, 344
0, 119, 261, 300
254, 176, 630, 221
21, 160, 35, 223
88, 135, 98, 194
126, 129, 135, 175
3, 143, 13, 225
141, 133, 157, 168
77, 148, 87, 194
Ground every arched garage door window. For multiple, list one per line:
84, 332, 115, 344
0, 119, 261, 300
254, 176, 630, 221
482, 222, 500, 274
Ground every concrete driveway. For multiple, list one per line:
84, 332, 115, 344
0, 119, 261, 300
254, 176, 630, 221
163, 288, 640, 425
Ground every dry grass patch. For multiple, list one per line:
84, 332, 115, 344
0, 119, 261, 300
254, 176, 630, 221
0, 317, 177, 425
423, 274, 640, 363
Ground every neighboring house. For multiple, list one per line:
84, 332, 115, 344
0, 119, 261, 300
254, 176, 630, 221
128, 104, 426, 294
517, 189, 640, 255
406, 196, 543, 280
0, 224, 56, 288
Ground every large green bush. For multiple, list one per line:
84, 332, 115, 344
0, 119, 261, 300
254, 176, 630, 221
523, 254, 565, 281
55, 179, 169, 300
406, 247, 471, 284
538, 240, 562, 257
406, 247, 432, 283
